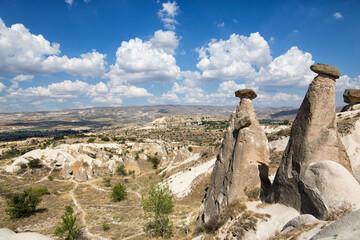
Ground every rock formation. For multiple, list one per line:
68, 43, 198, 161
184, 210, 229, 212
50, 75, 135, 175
272, 63, 353, 219
198, 89, 270, 226
341, 89, 360, 112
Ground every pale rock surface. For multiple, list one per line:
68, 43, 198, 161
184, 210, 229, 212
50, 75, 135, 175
302, 161, 360, 213
282, 214, 323, 231
198, 89, 270, 226
0, 228, 52, 240
311, 208, 360, 240
124, 157, 141, 175
340, 119, 360, 182
341, 103, 360, 112
272, 64, 352, 219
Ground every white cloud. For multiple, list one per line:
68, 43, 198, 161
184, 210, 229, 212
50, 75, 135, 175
158, 1, 179, 30
0, 82, 5, 92
65, 0, 73, 5
150, 30, 179, 55
92, 95, 123, 104
196, 32, 272, 81
269, 36, 275, 43
336, 75, 360, 92
41, 51, 107, 77
255, 92, 303, 107
107, 36, 181, 85
217, 22, 225, 28
256, 46, 315, 88
0, 18, 106, 77
12, 74, 34, 81
333, 12, 343, 19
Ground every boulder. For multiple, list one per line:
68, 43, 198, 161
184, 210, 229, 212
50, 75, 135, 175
235, 89, 257, 100
310, 63, 340, 79
311, 209, 360, 240
282, 214, 322, 231
75, 166, 88, 181
271, 64, 352, 219
343, 89, 360, 105
198, 89, 270, 226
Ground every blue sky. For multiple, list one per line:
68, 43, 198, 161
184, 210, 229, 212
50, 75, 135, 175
0, 0, 359, 112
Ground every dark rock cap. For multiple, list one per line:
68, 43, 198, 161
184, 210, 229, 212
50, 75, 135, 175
343, 89, 360, 104
310, 63, 341, 79
235, 89, 257, 100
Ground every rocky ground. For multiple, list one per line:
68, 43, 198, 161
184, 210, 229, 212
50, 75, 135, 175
0, 108, 359, 239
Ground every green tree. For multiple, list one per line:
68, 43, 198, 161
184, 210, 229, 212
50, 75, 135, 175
116, 165, 127, 176
28, 159, 41, 169
150, 157, 160, 169
55, 206, 81, 240
6, 188, 42, 218
111, 183, 127, 202
142, 183, 174, 238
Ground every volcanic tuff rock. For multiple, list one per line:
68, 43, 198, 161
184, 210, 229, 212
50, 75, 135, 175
310, 63, 341, 79
343, 89, 360, 105
271, 63, 353, 219
198, 89, 270, 226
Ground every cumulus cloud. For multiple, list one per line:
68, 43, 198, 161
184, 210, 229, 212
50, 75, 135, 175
158, 1, 179, 30
42, 51, 107, 77
196, 32, 315, 90
333, 12, 343, 19
150, 30, 179, 55
107, 36, 181, 85
256, 46, 315, 88
336, 75, 360, 92
0, 18, 106, 77
196, 32, 272, 81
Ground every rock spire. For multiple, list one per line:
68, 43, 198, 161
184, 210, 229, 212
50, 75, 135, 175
271, 63, 353, 219
198, 89, 270, 226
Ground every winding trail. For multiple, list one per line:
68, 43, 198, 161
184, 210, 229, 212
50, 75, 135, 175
69, 179, 109, 240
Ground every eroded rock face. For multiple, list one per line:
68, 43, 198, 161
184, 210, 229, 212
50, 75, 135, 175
198, 89, 270, 226
272, 64, 352, 219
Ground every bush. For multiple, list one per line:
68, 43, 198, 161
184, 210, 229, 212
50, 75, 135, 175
150, 157, 160, 169
101, 137, 110, 142
48, 175, 53, 181
142, 183, 174, 238
20, 163, 27, 169
188, 146, 193, 152
34, 186, 50, 196
102, 222, 110, 231
87, 138, 95, 143
116, 165, 127, 176
55, 206, 81, 240
244, 187, 261, 201
103, 177, 111, 187
28, 159, 41, 169
111, 183, 127, 202
6, 188, 42, 218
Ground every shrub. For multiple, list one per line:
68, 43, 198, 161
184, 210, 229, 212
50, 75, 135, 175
116, 165, 127, 176
142, 183, 174, 238
48, 175, 53, 181
34, 186, 50, 196
188, 146, 193, 152
6, 188, 42, 218
111, 183, 127, 202
87, 138, 95, 143
55, 206, 81, 240
244, 187, 261, 201
103, 177, 111, 187
101, 137, 110, 142
20, 163, 27, 169
150, 157, 160, 169
102, 222, 110, 231
28, 159, 41, 169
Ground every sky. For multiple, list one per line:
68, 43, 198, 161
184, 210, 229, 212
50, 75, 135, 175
0, 0, 359, 113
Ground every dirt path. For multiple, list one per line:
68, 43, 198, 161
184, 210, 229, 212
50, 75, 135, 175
69, 179, 109, 240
